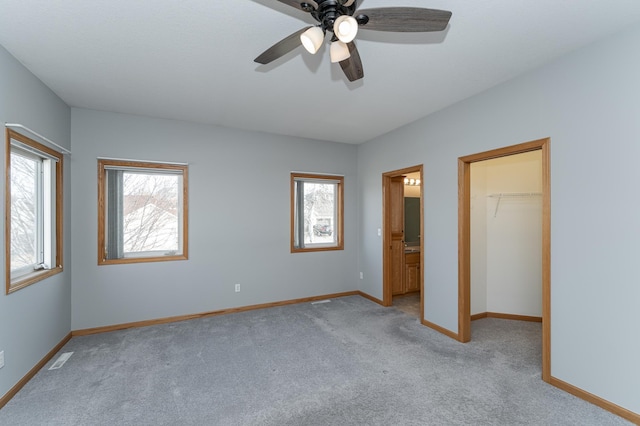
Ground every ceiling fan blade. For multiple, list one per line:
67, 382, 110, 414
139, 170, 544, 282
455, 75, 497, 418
276, 0, 318, 11
339, 42, 364, 82
254, 26, 312, 64
356, 7, 452, 32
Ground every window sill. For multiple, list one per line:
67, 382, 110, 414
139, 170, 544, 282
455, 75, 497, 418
98, 254, 188, 266
291, 245, 344, 253
7, 267, 63, 295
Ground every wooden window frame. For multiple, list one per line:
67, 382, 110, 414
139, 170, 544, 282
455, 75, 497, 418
5, 129, 63, 294
97, 158, 188, 265
290, 173, 344, 253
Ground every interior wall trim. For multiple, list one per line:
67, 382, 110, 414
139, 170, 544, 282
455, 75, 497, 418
72, 291, 361, 337
0, 332, 72, 410
471, 312, 543, 323
549, 377, 639, 424
357, 291, 384, 306
421, 319, 459, 341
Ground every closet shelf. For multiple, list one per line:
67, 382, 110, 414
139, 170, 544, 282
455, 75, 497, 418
487, 192, 542, 217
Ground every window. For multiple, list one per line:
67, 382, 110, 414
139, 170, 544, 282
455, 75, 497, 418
98, 159, 188, 265
5, 129, 63, 294
291, 173, 343, 252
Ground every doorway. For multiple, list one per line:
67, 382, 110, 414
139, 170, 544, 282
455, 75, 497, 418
458, 138, 550, 381
382, 165, 424, 320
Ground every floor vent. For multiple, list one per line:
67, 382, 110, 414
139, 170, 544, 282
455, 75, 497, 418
311, 299, 331, 305
49, 352, 74, 370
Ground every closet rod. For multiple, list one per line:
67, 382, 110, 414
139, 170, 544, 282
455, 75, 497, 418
488, 192, 542, 217
5, 123, 72, 155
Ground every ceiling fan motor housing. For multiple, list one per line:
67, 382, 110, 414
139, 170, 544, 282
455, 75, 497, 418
309, 0, 357, 32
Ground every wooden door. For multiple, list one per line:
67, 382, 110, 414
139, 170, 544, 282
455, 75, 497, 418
383, 165, 422, 306
390, 176, 405, 295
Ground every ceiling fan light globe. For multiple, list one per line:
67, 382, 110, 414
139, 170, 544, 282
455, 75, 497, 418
334, 15, 358, 43
300, 27, 325, 54
330, 40, 351, 63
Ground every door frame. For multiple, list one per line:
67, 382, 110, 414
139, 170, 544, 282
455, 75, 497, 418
458, 138, 551, 381
382, 165, 424, 314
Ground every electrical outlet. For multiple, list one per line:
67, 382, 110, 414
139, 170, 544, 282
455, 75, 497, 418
235, 283, 241, 292
0, 350, 4, 369
360, 272, 364, 279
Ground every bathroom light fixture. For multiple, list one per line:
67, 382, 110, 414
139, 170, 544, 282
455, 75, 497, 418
404, 178, 421, 186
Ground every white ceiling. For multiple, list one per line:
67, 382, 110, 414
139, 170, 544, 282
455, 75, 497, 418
1, 1, 640, 144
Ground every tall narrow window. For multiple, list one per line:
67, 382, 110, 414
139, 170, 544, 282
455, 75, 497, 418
98, 159, 188, 265
5, 129, 63, 294
291, 173, 344, 252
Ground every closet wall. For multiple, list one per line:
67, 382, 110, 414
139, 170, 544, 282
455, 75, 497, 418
470, 151, 542, 316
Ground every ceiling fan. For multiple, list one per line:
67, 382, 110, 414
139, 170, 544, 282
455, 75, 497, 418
254, 0, 452, 82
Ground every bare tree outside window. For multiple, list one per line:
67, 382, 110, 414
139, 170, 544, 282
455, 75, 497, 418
302, 182, 335, 245
10, 152, 39, 270
122, 173, 180, 253
98, 158, 188, 265
6, 129, 63, 294
291, 173, 343, 252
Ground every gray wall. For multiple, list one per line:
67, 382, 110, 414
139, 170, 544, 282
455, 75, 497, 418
0, 46, 71, 399
3, 20, 639, 418
70, 109, 358, 329
358, 23, 640, 414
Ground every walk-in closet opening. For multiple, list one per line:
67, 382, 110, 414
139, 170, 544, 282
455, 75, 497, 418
470, 151, 542, 322
458, 138, 550, 381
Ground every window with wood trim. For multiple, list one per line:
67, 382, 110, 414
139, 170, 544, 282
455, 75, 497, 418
291, 173, 344, 252
98, 159, 188, 265
5, 129, 63, 294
